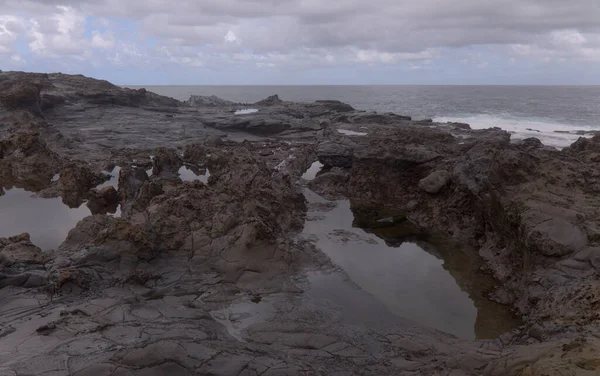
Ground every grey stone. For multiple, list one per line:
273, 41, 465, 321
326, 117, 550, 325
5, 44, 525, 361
418, 170, 450, 194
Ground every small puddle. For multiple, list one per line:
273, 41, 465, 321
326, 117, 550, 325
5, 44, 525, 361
301, 161, 324, 181
302, 189, 519, 340
178, 165, 210, 183
234, 109, 259, 115
0, 187, 91, 251
338, 129, 367, 136
97, 166, 121, 189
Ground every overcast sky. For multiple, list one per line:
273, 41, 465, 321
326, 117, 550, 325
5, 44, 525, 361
1, 0, 599, 84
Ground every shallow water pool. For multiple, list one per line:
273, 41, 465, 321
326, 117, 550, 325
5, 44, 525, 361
302, 189, 520, 339
0, 187, 91, 251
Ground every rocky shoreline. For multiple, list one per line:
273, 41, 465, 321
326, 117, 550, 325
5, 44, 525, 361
1, 71, 599, 375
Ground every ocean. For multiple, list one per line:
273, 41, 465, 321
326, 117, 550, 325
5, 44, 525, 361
133, 85, 600, 148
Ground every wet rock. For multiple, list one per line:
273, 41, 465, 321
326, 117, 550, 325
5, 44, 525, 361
4, 71, 600, 376
518, 137, 543, 149
307, 168, 350, 199
317, 142, 354, 168
418, 170, 450, 194
87, 186, 119, 215
118, 167, 150, 218
152, 147, 183, 178
447, 122, 471, 130
59, 163, 108, 207
348, 111, 410, 124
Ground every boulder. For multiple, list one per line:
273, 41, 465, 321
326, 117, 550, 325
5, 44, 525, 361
418, 170, 450, 194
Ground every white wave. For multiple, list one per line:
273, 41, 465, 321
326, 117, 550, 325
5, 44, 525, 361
234, 108, 259, 115
433, 114, 596, 149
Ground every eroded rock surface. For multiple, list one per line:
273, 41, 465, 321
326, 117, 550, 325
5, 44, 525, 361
0, 70, 599, 375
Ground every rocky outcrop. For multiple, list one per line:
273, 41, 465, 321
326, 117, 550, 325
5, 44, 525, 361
151, 147, 183, 178
87, 186, 119, 214
58, 163, 108, 207
0, 233, 47, 288
118, 166, 150, 218
0, 77, 44, 114
3, 70, 600, 376
0, 132, 61, 191
317, 141, 354, 168
254, 94, 282, 106
187, 94, 238, 107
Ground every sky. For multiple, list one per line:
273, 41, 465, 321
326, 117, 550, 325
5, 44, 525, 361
1, 0, 600, 85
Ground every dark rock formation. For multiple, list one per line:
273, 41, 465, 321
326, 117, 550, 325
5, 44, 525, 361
0, 132, 60, 191
254, 94, 282, 106
187, 94, 237, 107
317, 141, 354, 168
58, 163, 107, 207
0, 233, 47, 288
151, 147, 183, 178
118, 166, 150, 218
87, 186, 119, 214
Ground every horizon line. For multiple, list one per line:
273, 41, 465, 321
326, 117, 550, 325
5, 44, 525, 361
122, 83, 600, 87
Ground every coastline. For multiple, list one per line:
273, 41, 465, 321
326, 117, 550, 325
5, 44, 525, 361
1, 71, 600, 375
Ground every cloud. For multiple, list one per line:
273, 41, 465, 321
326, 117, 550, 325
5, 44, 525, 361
0, 15, 25, 54
91, 30, 115, 49
1, 0, 600, 80
510, 29, 600, 62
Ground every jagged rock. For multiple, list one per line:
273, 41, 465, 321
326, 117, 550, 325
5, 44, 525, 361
313, 100, 355, 113
255, 94, 282, 106
317, 142, 354, 168
348, 111, 411, 124
447, 122, 471, 130
118, 167, 149, 218
187, 95, 237, 107
3, 71, 600, 376
516, 137, 543, 149
0, 233, 44, 266
0, 77, 43, 114
0, 132, 60, 191
0, 233, 47, 288
307, 168, 350, 199
59, 163, 107, 208
418, 170, 450, 194
87, 186, 119, 215
152, 147, 183, 178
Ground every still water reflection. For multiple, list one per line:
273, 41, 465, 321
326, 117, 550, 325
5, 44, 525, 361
302, 189, 520, 340
0, 187, 91, 251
